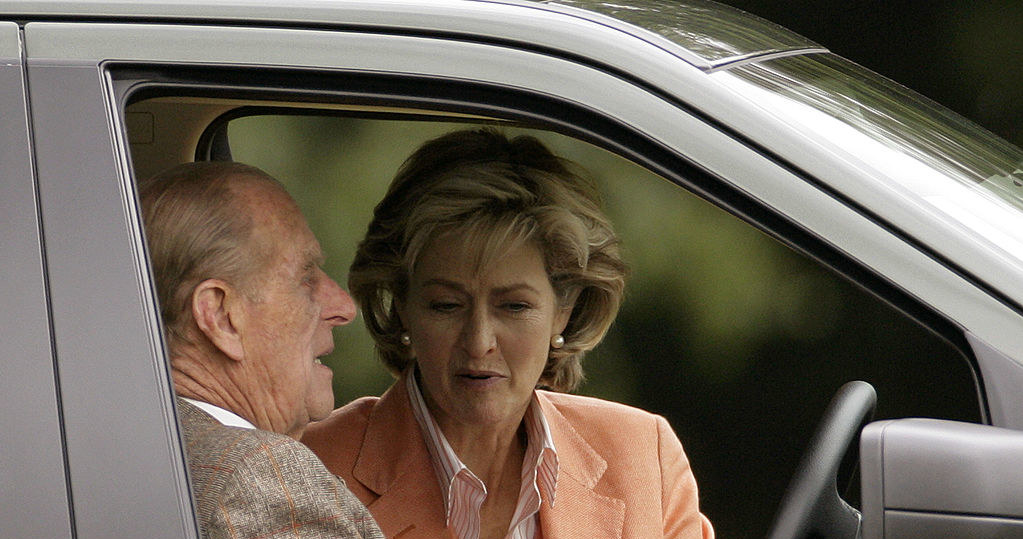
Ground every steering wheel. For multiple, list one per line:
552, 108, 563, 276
767, 381, 877, 539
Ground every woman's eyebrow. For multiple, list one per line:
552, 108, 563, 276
419, 278, 540, 296
492, 283, 541, 295
419, 278, 465, 292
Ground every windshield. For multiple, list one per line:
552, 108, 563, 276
548, 0, 821, 65
717, 53, 1023, 263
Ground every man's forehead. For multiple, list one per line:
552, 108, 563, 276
231, 176, 295, 213
231, 177, 322, 260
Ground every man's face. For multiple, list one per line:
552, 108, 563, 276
234, 182, 355, 436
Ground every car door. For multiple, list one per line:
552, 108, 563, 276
0, 20, 73, 539
22, 21, 198, 539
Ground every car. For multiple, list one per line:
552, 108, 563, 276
3, 0, 1023, 537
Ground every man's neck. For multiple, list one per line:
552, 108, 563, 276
171, 349, 259, 427
170, 349, 304, 439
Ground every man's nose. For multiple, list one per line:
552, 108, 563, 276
460, 310, 496, 358
322, 274, 357, 326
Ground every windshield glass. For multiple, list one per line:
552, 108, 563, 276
719, 53, 1023, 262
549, 0, 821, 65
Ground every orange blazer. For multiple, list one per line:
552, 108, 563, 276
303, 377, 713, 539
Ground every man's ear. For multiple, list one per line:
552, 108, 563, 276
192, 279, 245, 362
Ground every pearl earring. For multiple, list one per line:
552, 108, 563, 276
550, 334, 565, 349
400, 332, 412, 346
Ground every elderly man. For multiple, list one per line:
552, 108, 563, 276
140, 161, 383, 539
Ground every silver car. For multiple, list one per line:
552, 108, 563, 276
3, 1, 1022, 537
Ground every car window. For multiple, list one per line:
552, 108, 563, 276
137, 108, 978, 536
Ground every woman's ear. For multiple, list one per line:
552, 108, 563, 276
394, 297, 407, 330
191, 279, 245, 362
393, 298, 417, 358
554, 289, 579, 335
554, 306, 573, 336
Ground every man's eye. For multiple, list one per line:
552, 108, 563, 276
504, 302, 530, 312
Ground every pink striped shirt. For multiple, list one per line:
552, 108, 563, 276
406, 372, 559, 539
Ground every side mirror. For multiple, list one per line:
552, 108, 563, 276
860, 418, 1023, 538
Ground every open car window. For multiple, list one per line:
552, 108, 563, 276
127, 98, 981, 535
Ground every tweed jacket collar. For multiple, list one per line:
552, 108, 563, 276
351, 378, 625, 539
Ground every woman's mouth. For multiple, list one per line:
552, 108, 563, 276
455, 370, 506, 388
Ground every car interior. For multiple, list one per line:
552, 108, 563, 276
121, 70, 982, 536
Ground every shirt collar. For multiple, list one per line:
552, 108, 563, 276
181, 397, 257, 430
406, 370, 560, 515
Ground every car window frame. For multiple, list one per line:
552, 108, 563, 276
119, 61, 986, 397
27, 19, 1018, 368
24, 26, 198, 539
0, 20, 73, 539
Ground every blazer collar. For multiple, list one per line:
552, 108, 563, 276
353, 376, 450, 537
535, 391, 625, 539
351, 381, 625, 539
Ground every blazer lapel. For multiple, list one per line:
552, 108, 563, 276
537, 392, 625, 539
350, 385, 625, 538
352, 379, 452, 539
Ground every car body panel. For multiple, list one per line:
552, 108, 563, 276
2, 0, 822, 69
25, 51, 197, 538
709, 57, 1023, 321
968, 333, 1023, 430
0, 20, 73, 539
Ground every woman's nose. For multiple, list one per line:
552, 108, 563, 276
461, 310, 496, 358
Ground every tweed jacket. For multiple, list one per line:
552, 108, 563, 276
302, 378, 714, 539
177, 398, 383, 539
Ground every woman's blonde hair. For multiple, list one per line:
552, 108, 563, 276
350, 129, 626, 391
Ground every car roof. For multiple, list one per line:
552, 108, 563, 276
1, 0, 826, 70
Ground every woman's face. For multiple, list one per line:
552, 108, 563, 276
399, 235, 572, 436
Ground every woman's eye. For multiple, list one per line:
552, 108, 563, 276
429, 302, 460, 313
504, 302, 530, 312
